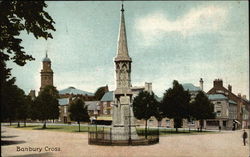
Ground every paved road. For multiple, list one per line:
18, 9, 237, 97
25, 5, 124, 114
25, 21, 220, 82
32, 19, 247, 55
1, 122, 225, 132
1, 126, 249, 157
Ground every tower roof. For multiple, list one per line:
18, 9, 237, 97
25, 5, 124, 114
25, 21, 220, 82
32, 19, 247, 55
115, 4, 132, 62
42, 51, 51, 62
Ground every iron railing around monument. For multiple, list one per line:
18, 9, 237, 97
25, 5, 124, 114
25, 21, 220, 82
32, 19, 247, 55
88, 126, 159, 146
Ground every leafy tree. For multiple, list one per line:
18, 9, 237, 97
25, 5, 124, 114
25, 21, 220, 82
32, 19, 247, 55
0, 59, 17, 124
69, 98, 90, 132
34, 85, 59, 128
1, 84, 20, 125
94, 85, 108, 100
190, 91, 215, 131
1, 81, 17, 124
0, 1, 55, 67
133, 91, 158, 138
15, 89, 28, 127
0, 1, 55, 124
154, 101, 164, 127
161, 80, 191, 132
23, 95, 33, 127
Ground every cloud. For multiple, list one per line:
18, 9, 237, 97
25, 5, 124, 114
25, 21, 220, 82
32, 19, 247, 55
135, 5, 228, 46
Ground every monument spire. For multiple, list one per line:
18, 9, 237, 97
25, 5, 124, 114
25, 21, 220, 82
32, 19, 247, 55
112, 3, 138, 141
115, 3, 131, 62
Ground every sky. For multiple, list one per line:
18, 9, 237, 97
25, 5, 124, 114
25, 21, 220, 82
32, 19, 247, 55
8, 1, 249, 98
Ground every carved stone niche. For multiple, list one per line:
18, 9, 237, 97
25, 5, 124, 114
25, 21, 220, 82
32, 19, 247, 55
120, 96, 130, 105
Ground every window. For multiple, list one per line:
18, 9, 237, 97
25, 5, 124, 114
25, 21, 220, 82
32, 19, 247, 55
223, 121, 227, 127
217, 111, 221, 117
166, 120, 170, 127
64, 106, 67, 114
216, 90, 224, 94
216, 104, 222, 111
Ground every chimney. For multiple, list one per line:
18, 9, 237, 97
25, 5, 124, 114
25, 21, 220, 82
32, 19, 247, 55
105, 84, 109, 92
199, 78, 204, 90
213, 79, 223, 88
228, 84, 232, 92
238, 93, 241, 98
145, 82, 152, 94
29, 90, 36, 100
242, 95, 246, 99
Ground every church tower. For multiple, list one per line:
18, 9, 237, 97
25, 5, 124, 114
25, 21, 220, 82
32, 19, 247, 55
112, 4, 138, 140
40, 51, 53, 91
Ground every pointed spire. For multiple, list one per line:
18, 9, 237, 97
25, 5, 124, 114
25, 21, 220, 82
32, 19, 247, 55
42, 49, 51, 62
115, 3, 131, 62
121, 3, 124, 12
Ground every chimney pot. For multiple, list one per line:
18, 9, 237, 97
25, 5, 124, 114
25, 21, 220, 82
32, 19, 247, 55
228, 84, 232, 92
200, 78, 204, 90
238, 93, 241, 98
213, 79, 223, 88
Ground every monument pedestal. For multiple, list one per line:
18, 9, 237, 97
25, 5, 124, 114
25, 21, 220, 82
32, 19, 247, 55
111, 96, 138, 140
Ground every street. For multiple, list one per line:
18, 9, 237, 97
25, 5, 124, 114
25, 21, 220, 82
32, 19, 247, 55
1, 126, 249, 157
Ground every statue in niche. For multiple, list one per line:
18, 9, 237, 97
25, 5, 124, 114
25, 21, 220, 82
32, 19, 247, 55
120, 64, 127, 87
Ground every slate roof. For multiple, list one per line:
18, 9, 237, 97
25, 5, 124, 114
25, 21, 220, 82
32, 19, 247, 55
58, 98, 99, 111
155, 95, 162, 102
182, 83, 201, 92
58, 98, 69, 106
59, 87, 94, 96
208, 94, 228, 100
101, 91, 114, 102
229, 99, 237, 104
42, 57, 51, 62
85, 101, 99, 111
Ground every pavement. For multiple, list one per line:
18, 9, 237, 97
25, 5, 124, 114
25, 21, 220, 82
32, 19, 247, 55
1, 126, 249, 157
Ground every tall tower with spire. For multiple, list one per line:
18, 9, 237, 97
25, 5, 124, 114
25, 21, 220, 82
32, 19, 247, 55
40, 51, 53, 91
114, 3, 132, 96
112, 3, 138, 140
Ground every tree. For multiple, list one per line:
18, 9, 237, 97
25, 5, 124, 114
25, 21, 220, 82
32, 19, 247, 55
154, 101, 164, 128
0, 1, 55, 123
190, 91, 215, 132
22, 95, 33, 127
161, 80, 191, 132
34, 85, 59, 128
69, 98, 90, 132
0, 1, 55, 67
133, 91, 158, 138
15, 88, 28, 127
94, 85, 108, 100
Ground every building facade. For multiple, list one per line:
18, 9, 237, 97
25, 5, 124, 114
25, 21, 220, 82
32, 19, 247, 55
58, 96, 99, 124
206, 94, 237, 129
207, 79, 249, 129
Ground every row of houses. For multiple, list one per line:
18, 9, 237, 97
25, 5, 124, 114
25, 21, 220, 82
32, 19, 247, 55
55, 79, 249, 130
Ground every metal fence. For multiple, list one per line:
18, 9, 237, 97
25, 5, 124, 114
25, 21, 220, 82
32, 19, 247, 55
88, 126, 159, 146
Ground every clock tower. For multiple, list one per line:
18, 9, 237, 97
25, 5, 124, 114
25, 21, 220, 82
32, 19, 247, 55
40, 51, 53, 91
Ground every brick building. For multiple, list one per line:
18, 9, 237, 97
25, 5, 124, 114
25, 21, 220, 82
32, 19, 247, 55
207, 79, 249, 129
58, 96, 99, 123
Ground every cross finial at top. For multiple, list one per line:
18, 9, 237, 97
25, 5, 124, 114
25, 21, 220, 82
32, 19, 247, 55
121, 1, 124, 12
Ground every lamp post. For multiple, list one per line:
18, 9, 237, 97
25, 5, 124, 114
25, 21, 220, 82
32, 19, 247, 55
94, 110, 98, 139
128, 102, 132, 145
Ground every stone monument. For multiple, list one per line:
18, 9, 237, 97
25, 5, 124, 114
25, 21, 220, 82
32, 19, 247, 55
112, 4, 138, 140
